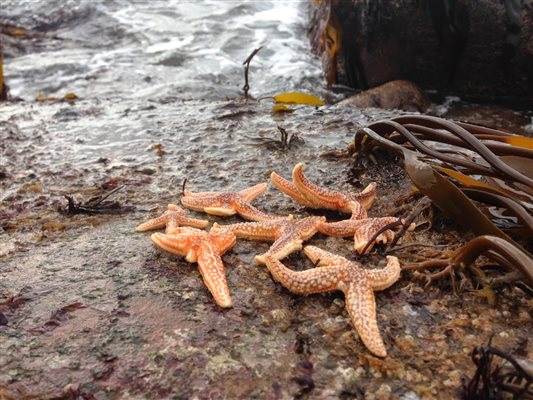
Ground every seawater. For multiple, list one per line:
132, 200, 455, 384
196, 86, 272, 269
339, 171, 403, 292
2, 0, 328, 101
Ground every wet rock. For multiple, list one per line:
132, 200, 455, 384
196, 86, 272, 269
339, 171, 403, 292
137, 167, 156, 175
309, 0, 533, 103
53, 107, 80, 121
339, 80, 431, 112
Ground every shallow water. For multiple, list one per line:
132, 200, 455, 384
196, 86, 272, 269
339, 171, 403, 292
3, 0, 330, 101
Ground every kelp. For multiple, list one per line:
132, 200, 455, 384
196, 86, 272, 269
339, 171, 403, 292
461, 339, 533, 400
273, 92, 325, 106
402, 235, 533, 295
61, 184, 134, 215
241, 47, 262, 99
353, 115, 532, 293
354, 116, 533, 240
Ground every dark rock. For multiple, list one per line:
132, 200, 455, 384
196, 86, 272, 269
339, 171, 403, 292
309, 0, 533, 104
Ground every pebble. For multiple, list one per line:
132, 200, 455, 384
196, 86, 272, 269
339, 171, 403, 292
138, 167, 156, 175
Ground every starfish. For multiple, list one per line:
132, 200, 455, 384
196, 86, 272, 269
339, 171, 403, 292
150, 226, 237, 308
214, 216, 326, 264
318, 216, 412, 254
271, 163, 377, 217
135, 204, 209, 234
181, 182, 289, 221
263, 246, 401, 357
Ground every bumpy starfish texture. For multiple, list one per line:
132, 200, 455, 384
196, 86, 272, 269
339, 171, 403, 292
150, 226, 237, 308
319, 216, 413, 254
271, 163, 377, 216
181, 182, 289, 221
263, 246, 401, 357
136, 204, 209, 234
214, 216, 326, 264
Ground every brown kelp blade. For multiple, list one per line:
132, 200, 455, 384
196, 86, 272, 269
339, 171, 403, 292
403, 152, 515, 243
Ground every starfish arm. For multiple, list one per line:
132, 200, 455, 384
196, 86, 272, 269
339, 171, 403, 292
294, 216, 326, 240
136, 214, 171, 232
232, 196, 288, 221
165, 204, 209, 230
303, 245, 347, 267
183, 189, 221, 197
263, 255, 343, 294
256, 234, 303, 264
345, 278, 387, 357
237, 182, 268, 202
181, 193, 236, 216
318, 219, 360, 237
136, 210, 209, 233
197, 242, 232, 308
150, 232, 196, 260
353, 217, 399, 254
292, 163, 350, 211
218, 221, 281, 241
209, 230, 237, 255
169, 216, 209, 232
347, 201, 368, 220
347, 182, 378, 210
367, 256, 401, 291
270, 171, 320, 208
256, 217, 324, 264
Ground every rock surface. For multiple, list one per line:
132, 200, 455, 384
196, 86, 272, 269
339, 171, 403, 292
1, 99, 531, 399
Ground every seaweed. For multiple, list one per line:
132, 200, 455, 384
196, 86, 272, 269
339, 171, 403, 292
461, 339, 533, 400
402, 235, 533, 296
353, 115, 532, 293
61, 184, 134, 215
241, 47, 262, 99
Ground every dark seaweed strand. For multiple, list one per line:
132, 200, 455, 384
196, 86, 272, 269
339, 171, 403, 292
368, 120, 496, 177
359, 218, 403, 255
462, 188, 533, 234
457, 121, 514, 137
451, 235, 533, 287
392, 116, 533, 188
355, 127, 410, 155
404, 124, 533, 159
387, 197, 431, 250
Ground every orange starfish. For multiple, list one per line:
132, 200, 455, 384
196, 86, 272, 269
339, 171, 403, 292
181, 182, 289, 221
135, 204, 209, 234
271, 163, 377, 217
150, 226, 237, 308
214, 216, 326, 264
263, 246, 401, 357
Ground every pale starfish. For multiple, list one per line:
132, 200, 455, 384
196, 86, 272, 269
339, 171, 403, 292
263, 246, 401, 357
181, 182, 289, 221
150, 226, 237, 308
213, 216, 326, 264
319, 216, 413, 254
271, 163, 377, 217
135, 204, 209, 234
